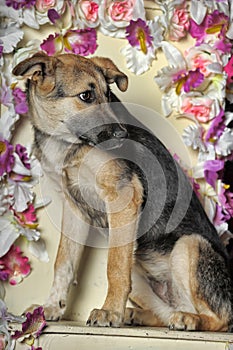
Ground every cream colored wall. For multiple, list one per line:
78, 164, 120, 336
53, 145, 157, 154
5, 24, 196, 323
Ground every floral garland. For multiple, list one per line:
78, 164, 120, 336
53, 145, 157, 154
1, 0, 233, 348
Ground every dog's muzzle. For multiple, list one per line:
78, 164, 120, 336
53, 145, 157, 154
79, 124, 128, 150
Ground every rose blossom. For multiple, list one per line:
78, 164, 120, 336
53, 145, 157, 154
169, 6, 190, 41
79, 0, 99, 23
108, 0, 135, 22
35, 0, 56, 13
181, 97, 213, 123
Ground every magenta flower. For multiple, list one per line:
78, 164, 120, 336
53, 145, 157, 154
0, 139, 15, 177
183, 68, 204, 93
12, 87, 28, 114
224, 55, 233, 85
189, 10, 229, 42
6, 0, 36, 10
203, 159, 225, 189
205, 109, 225, 142
13, 306, 46, 341
41, 33, 63, 56
0, 245, 31, 285
14, 203, 38, 229
214, 203, 231, 226
126, 18, 153, 54
64, 28, 97, 56
15, 144, 31, 170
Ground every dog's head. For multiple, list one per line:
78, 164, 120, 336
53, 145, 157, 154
13, 52, 129, 149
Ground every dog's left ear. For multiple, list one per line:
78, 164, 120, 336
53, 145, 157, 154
90, 57, 128, 92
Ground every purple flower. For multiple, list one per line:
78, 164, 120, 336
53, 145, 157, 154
15, 144, 31, 169
64, 28, 97, 56
213, 203, 231, 226
189, 10, 229, 43
12, 87, 28, 114
205, 109, 225, 142
203, 159, 225, 189
126, 18, 153, 54
48, 8, 61, 25
0, 139, 15, 177
13, 306, 46, 340
183, 68, 204, 93
0, 45, 3, 58
5, 0, 36, 10
41, 33, 63, 56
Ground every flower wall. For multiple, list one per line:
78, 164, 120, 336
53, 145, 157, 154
1, 0, 233, 348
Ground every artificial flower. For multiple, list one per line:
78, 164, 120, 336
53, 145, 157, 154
78, 0, 99, 26
6, 0, 36, 10
15, 144, 31, 170
126, 18, 153, 54
0, 19, 24, 54
12, 306, 46, 346
224, 54, 233, 85
0, 139, 14, 177
182, 69, 205, 93
14, 203, 38, 229
0, 245, 31, 285
182, 123, 207, 152
35, 0, 65, 26
64, 28, 97, 55
40, 33, 63, 56
205, 108, 226, 142
180, 96, 213, 123
98, 0, 145, 38
214, 127, 233, 156
189, 10, 229, 43
12, 87, 28, 115
203, 159, 225, 188
169, 4, 190, 41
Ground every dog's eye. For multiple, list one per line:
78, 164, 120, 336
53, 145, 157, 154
79, 91, 94, 103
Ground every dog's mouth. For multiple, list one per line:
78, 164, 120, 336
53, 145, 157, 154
78, 125, 128, 151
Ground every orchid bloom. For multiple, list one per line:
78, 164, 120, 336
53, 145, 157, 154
0, 245, 31, 285
12, 306, 46, 346
0, 139, 15, 177
126, 18, 153, 55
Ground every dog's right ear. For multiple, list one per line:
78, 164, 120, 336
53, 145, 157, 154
12, 52, 58, 94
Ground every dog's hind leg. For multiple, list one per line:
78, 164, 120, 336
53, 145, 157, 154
87, 174, 144, 327
43, 202, 89, 320
169, 234, 233, 331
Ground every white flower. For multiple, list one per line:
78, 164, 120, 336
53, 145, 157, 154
182, 123, 207, 152
121, 44, 155, 75
99, 0, 145, 38
12, 39, 41, 67
0, 19, 24, 54
0, 212, 20, 257
215, 128, 233, 156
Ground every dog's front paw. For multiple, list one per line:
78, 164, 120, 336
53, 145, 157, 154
169, 311, 201, 331
43, 300, 66, 321
86, 308, 123, 327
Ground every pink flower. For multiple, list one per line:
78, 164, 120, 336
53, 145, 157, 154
0, 245, 30, 285
79, 0, 99, 23
12, 87, 28, 115
14, 203, 38, 229
0, 139, 15, 177
189, 55, 212, 77
13, 306, 46, 340
126, 18, 153, 54
181, 97, 213, 123
108, 0, 135, 22
64, 28, 97, 56
41, 33, 63, 56
224, 55, 233, 85
35, 0, 56, 13
169, 6, 190, 41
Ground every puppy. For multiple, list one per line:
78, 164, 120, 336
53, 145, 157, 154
13, 52, 233, 331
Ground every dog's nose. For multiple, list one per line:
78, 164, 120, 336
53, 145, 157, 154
113, 128, 128, 139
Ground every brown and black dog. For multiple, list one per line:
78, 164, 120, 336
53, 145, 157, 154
13, 52, 233, 331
